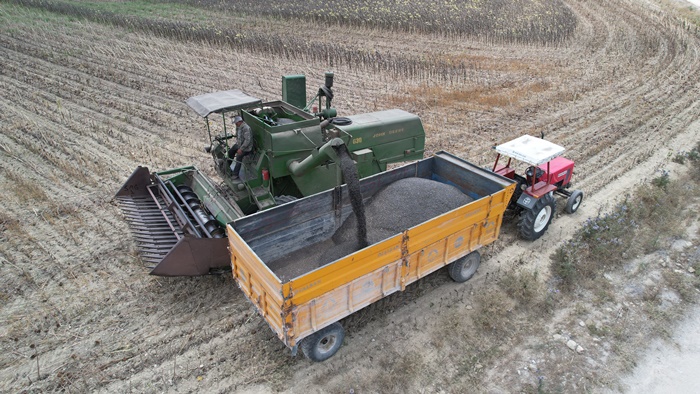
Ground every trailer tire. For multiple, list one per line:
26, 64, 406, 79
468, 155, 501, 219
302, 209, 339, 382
449, 251, 481, 283
565, 190, 583, 214
519, 194, 555, 240
301, 322, 345, 362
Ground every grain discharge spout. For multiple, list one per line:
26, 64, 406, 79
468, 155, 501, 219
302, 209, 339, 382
287, 138, 345, 177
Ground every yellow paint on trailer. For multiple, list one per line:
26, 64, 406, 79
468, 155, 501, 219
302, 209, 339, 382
282, 235, 405, 347
291, 259, 403, 345
228, 228, 285, 340
285, 185, 514, 345
287, 235, 404, 306
226, 158, 516, 351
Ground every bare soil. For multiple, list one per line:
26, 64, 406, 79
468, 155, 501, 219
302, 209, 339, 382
608, 303, 700, 393
1, 0, 699, 393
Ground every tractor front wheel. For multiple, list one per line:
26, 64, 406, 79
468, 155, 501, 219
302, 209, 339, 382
565, 190, 583, 214
300, 322, 345, 362
519, 194, 555, 240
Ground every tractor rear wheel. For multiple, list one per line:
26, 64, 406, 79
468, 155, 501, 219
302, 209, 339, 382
565, 190, 583, 214
448, 251, 481, 283
519, 194, 555, 240
300, 322, 345, 362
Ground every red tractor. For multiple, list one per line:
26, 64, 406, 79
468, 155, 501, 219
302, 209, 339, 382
491, 135, 583, 240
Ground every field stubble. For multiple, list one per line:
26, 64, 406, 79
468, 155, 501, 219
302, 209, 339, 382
0, 0, 699, 392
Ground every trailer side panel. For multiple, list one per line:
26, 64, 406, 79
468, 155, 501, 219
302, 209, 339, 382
286, 184, 512, 346
228, 230, 286, 340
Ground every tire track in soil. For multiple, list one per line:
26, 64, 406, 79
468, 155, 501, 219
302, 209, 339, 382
0, 23, 396, 140
512, 0, 700, 198
0, 35, 219, 188
1, 0, 699, 392
1, 23, 399, 114
0, 25, 403, 131
0, 23, 257, 391
0, 74, 197, 179
0, 15, 404, 391
0, 28, 216, 101
283, 0, 700, 391
0, 38, 196, 138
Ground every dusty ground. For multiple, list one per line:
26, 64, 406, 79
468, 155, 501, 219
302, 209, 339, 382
1, 0, 699, 393
610, 303, 700, 393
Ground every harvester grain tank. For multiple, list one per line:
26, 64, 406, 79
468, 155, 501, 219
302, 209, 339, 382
115, 73, 425, 276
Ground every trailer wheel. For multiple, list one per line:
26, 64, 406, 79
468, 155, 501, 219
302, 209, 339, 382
301, 322, 345, 362
449, 251, 481, 283
565, 190, 583, 214
519, 194, 555, 240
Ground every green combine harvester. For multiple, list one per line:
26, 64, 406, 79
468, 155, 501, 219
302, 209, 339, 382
115, 73, 425, 276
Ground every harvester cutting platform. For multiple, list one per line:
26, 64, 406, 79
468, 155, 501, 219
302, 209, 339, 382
115, 73, 425, 276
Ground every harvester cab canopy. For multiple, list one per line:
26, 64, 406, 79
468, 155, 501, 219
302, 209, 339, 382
185, 89, 262, 117
494, 135, 565, 166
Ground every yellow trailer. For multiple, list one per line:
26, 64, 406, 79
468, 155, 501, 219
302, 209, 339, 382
227, 152, 515, 361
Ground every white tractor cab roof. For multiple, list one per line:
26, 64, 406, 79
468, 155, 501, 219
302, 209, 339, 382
494, 135, 565, 166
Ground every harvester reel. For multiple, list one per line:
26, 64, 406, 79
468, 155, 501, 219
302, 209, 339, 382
519, 194, 555, 240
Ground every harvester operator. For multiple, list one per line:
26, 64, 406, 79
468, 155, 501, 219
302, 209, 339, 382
228, 115, 253, 179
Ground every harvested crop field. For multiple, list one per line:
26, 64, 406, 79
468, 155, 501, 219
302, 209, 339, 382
1, 0, 699, 393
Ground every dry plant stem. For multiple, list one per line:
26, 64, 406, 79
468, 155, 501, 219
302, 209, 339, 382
0, 0, 698, 393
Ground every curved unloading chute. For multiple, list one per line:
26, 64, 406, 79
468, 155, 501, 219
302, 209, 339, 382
287, 138, 344, 177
